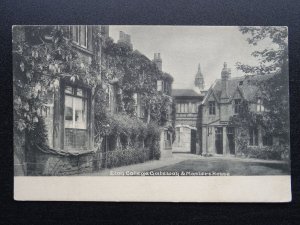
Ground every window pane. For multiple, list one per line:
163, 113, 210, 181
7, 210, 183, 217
74, 97, 87, 129
76, 88, 83, 97
249, 128, 253, 145
72, 26, 79, 43
65, 86, 73, 94
80, 26, 87, 47
209, 101, 215, 115
157, 80, 162, 91
65, 95, 73, 128
254, 129, 258, 146
133, 93, 138, 104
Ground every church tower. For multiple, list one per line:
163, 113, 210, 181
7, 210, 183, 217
194, 63, 205, 91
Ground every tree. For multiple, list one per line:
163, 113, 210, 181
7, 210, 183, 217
235, 26, 289, 145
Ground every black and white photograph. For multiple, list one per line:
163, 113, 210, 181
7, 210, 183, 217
13, 25, 291, 201
3, 0, 300, 223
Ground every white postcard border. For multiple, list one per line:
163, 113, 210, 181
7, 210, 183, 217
14, 176, 291, 202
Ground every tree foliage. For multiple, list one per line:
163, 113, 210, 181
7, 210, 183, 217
13, 26, 103, 133
234, 26, 289, 144
95, 37, 174, 129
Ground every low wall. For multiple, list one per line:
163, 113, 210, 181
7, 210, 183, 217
30, 149, 94, 176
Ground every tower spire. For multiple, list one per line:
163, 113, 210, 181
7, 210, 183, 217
194, 63, 205, 91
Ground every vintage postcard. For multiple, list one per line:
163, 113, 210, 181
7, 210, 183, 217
13, 25, 291, 202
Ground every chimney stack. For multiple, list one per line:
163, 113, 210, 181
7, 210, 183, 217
118, 31, 133, 49
220, 62, 231, 99
153, 53, 162, 71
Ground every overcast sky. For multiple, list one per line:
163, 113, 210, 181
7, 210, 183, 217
109, 26, 272, 89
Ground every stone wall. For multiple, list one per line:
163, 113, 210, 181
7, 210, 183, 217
32, 150, 94, 176
173, 126, 192, 152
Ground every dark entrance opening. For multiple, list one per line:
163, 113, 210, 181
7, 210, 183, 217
227, 127, 235, 155
215, 127, 223, 154
190, 129, 196, 154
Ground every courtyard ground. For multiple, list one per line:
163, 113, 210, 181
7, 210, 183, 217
81, 153, 290, 176
151, 154, 290, 175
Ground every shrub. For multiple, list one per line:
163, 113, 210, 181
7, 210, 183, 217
151, 139, 161, 160
105, 147, 150, 168
241, 145, 289, 160
146, 122, 161, 160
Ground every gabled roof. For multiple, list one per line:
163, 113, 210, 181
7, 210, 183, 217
172, 89, 203, 97
202, 74, 275, 104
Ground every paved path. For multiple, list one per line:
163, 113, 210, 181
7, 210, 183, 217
80, 154, 195, 176
79, 153, 289, 176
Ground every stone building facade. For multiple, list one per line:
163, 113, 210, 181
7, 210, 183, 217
199, 62, 277, 156
14, 27, 175, 175
14, 26, 109, 175
172, 64, 205, 153
152, 53, 174, 158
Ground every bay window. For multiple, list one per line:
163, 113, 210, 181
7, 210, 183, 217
64, 86, 88, 151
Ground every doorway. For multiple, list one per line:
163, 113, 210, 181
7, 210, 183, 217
190, 129, 196, 154
215, 127, 223, 154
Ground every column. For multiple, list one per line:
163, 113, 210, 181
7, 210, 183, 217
223, 126, 228, 155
